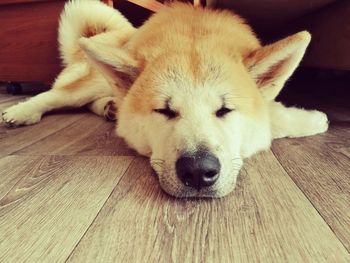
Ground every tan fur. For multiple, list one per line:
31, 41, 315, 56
123, 3, 265, 117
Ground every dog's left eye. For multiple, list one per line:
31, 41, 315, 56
216, 107, 234, 118
154, 107, 178, 119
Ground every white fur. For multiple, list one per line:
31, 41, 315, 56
269, 102, 329, 139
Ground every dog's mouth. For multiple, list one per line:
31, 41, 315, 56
151, 157, 242, 198
158, 176, 220, 198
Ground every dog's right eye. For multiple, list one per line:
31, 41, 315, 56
154, 107, 178, 119
216, 107, 233, 118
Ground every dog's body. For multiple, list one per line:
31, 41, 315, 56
2, 0, 328, 198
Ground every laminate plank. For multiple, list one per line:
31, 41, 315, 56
0, 155, 133, 263
320, 124, 350, 159
0, 112, 86, 157
0, 96, 29, 111
272, 123, 350, 252
0, 155, 36, 199
15, 114, 136, 156
0, 94, 27, 104
67, 152, 350, 263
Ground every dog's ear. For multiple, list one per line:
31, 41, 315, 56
244, 31, 311, 101
79, 37, 139, 91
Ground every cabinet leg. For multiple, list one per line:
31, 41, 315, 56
6, 82, 23, 95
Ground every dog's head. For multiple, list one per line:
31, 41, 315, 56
79, 4, 311, 198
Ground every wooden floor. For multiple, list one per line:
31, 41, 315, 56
0, 89, 349, 262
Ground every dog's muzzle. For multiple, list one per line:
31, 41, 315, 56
175, 151, 220, 191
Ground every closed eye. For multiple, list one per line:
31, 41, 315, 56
154, 107, 178, 119
216, 107, 234, 118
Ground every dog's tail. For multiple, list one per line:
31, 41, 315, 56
58, 0, 134, 65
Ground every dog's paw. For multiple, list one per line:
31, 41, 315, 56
103, 100, 117, 121
308, 110, 329, 134
2, 103, 42, 127
289, 110, 329, 138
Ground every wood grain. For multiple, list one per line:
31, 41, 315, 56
0, 95, 29, 111
0, 155, 133, 263
0, 95, 134, 157
272, 124, 350, 251
67, 153, 350, 262
0, 94, 27, 104
0, 111, 86, 157
15, 114, 136, 156
0, 156, 36, 199
0, 93, 349, 262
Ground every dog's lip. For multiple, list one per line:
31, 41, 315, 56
161, 187, 219, 198
158, 178, 220, 198
178, 189, 222, 198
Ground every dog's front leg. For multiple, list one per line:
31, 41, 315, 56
2, 90, 62, 126
269, 101, 329, 139
2, 63, 114, 127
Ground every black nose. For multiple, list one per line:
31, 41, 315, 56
176, 151, 220, 190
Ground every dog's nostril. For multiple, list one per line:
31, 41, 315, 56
205, 170, 218, 178
176, 151, 221, 190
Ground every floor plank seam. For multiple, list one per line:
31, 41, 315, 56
8, 114, 87, 156
63, 157, 137, 262
0, 154, 12, 163
270, 148, 350, 254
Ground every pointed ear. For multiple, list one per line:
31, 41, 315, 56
79, 37, 140, 91
244, 31, 311, 101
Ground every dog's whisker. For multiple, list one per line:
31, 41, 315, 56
151, 160, 165, 163
151, 163, 165, 168
152, 163, 165, 166
151, 159, 165, 163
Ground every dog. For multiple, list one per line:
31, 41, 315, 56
2, 0, 329, 198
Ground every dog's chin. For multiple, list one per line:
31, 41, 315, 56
157, 173, 239, 198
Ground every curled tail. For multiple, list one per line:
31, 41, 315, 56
58, 0, 134, 65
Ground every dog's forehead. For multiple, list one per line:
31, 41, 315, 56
127, 52, 264, 116
147, 56, 223, 101
151, 54, 260, 106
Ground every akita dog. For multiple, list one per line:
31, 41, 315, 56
2, 0, 329, 197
